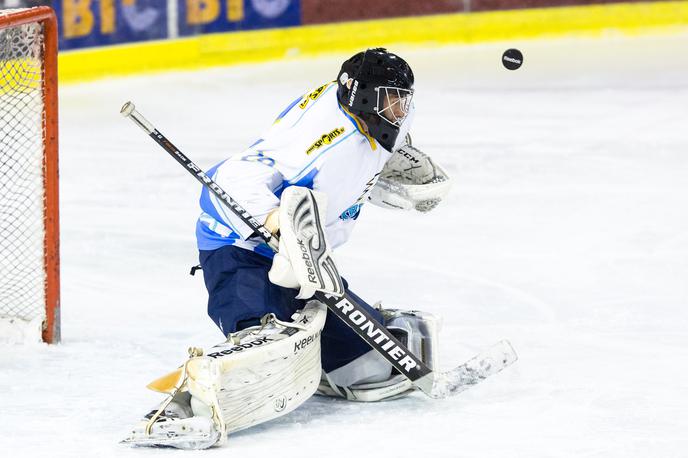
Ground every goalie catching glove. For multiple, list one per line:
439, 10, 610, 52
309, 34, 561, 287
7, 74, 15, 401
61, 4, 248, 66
267, 186, 344, 299
369, 141, 451, 213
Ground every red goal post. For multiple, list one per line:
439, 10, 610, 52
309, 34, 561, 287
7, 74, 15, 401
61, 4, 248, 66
0, 6, 59, 343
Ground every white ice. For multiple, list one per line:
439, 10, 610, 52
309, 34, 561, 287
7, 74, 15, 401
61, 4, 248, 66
2, 30, 688, 457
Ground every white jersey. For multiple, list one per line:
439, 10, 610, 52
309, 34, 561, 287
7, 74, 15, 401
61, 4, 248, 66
196, 81, 412, 257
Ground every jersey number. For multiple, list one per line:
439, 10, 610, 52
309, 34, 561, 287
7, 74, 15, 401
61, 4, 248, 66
241, 152, 275, 167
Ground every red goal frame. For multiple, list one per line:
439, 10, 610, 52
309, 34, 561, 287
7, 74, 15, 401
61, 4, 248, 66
0, 7, 60, 343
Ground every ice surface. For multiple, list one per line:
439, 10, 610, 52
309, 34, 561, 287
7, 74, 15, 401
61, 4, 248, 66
2, 30, 688, 457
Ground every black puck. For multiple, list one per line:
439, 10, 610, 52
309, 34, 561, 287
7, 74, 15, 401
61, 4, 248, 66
502, 48, 523, 70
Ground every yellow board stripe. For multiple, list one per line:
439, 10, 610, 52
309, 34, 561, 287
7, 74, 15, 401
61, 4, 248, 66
59, 1, 688, 83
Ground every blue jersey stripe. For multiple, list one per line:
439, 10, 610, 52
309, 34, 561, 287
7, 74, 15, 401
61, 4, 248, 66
210, 189, 241, 234
196, 219, 240, 250
199, 160, 229, 224
200, 186, 227, 228
248, 138, 264, 148
273, 94, 303, 123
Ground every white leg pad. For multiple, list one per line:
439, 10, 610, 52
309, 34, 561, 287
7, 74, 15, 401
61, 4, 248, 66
325, 349, 393, 388
123, 301, 327, 449
317, 307, 441, 402
187, 301, 327, 440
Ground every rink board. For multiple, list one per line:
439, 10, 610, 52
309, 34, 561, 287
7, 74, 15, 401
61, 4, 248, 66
58, 1, 688, 83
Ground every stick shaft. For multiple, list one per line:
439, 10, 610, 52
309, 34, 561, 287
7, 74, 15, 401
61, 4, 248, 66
121, 102, 277, 250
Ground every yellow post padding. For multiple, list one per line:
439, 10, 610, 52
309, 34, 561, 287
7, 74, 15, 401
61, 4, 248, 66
59, 1, 688, 83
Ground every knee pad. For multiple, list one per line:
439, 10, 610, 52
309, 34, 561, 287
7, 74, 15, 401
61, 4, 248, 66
318, 308, 441, 402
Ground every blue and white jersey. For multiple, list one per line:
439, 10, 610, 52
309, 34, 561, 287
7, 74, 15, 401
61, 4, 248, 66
196, 81, 410, 257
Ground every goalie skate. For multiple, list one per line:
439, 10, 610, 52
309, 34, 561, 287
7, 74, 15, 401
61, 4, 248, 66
122, 408, 220, 450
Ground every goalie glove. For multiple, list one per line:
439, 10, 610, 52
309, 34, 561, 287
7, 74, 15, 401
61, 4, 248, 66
368, 142, 451, 213
268, 187, 345, 299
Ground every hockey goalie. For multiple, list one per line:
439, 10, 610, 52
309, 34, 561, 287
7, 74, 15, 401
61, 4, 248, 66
123, 48, 453, 449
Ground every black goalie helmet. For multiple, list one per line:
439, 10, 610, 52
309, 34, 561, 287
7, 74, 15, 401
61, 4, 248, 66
336, 48, 414, 151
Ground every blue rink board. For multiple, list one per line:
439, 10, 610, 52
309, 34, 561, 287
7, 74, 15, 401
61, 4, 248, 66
52, 0, 301, 51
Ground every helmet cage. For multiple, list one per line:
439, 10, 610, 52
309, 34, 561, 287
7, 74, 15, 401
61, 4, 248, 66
376, 86, 413, 127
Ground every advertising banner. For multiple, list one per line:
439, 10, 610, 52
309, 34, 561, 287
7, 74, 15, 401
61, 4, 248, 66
49, 0, 300, 50
2, 0, 671, 52
53, 0, 167, 49
178, 0, 299, 36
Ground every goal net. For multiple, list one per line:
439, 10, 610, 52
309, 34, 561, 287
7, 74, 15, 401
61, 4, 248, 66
0, 7, 59, 343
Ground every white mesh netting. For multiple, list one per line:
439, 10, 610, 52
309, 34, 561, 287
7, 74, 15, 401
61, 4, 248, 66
0, 12, 47, 342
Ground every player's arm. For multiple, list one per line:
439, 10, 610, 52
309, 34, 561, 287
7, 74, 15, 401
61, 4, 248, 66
209, 156, 283, 239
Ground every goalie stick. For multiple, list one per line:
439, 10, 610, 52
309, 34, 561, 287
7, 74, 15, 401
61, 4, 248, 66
120, 101, 517, 399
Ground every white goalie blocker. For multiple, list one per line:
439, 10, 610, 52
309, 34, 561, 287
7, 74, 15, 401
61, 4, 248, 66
369, 138, 452, 213
268, 186, 345, 299
122, 301, 328, 449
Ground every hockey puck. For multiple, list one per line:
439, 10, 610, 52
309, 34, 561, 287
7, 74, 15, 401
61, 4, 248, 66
502, 48, 523, 70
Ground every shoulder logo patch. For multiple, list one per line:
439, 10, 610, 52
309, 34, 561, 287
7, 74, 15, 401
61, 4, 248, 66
299, 83, 330, 109
306, 127, 345, 155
